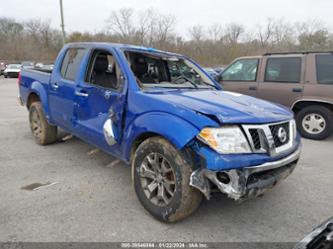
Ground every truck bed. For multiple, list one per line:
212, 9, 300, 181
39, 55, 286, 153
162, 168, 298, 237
19, 68, 51, 107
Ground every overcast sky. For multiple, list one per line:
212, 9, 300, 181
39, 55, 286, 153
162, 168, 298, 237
1, 0, 333, 35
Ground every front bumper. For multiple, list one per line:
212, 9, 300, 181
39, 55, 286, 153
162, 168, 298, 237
4, 72, 19, 78
190, 146, 301, 200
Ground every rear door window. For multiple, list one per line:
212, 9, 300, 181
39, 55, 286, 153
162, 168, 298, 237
222, 59, 259, 81
60, 48, 87, 81
316, 54, 333, 84
264, 57, 301, 83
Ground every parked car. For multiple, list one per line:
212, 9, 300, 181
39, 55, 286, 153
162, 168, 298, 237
293, 217, 333, 249
34, 62, 44, 68
4, 64, 21, 78
19, 43, 301, 222
204, 67, 219, 80
214, 67, 225, 74
0, 61, 6, 75
40, 64, 54, 71
220, 52, 333, 140
21, 61, 35, 70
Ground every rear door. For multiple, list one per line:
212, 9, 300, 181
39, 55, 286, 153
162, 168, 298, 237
49, 47, 87, 131
257, 56, 304, 107
73, 48, 127, 157
220, 58, 260, 97
303, 53, 333, 102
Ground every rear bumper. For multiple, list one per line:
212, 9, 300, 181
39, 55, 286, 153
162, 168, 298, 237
190, 146, 301, 200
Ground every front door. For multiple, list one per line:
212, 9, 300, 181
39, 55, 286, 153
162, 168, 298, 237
73, 49, 126, 157
220, 58, 260, 97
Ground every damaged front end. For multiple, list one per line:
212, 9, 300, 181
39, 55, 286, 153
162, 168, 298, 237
190, 146, 301, 200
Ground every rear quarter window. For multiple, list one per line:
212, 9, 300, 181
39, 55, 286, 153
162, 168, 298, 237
60, 48, 87, 81
316, 54, 333, 84
264, 57, 301, 83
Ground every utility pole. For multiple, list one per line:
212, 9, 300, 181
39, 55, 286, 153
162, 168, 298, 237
59, 0, 66, 44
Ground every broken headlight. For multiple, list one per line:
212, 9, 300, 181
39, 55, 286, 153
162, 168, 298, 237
197, 126, 251, 154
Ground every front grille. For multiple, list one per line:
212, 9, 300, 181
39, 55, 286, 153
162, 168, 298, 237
249, 129, 261, 150
242, 121, 293, 155
270, 122, 290, 147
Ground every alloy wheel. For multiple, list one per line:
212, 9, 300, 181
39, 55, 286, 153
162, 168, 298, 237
139, 152, 176, 207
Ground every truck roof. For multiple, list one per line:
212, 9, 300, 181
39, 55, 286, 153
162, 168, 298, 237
65, 42, 182, 57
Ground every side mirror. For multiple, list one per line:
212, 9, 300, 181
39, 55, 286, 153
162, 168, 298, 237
216, 74, 223, 83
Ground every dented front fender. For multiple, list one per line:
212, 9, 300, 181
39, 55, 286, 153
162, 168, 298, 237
123, 112, 200, 161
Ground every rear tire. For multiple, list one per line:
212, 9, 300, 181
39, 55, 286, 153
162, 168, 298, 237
29, 102, 58, 145
132, 137, 202, 222
296, 105, 333, 140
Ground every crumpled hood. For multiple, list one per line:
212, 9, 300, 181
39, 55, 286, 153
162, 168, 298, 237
148, 90, 293, 124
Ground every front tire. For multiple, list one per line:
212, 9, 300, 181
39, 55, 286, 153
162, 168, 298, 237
29, 102, 58, 145
132, 137, 202, 222
296, 105, 333, 140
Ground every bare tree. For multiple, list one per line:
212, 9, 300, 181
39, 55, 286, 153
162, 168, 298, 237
208, 24, 223, 41
224, 23, 244, 44
295, 20, 331, 50
189, 25, 205, 42
257, 18, 276, 48
1, 14, 333, 66
106, 8, 134, 40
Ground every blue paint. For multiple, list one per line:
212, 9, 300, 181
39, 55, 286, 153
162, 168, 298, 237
19, 42, 300, 170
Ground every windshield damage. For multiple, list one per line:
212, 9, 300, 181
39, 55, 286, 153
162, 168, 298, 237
125, 51, 217, 90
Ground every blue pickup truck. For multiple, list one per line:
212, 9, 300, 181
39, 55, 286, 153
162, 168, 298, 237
19, 42, 301, 222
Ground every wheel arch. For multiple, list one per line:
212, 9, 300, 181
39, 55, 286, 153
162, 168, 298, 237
129, 132, 161, 163
292, 99, 333, 114
27, 92, 40, 109
125, 112, 200, 163
27, 81, 50, 120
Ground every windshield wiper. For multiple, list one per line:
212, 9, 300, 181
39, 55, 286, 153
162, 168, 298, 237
172, 76, 198, 89
201, 81, 218, 89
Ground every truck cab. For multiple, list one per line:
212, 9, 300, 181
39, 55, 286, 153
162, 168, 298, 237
19, 43, 302, 222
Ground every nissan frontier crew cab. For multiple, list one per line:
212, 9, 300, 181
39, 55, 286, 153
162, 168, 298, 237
19, 43, 302, 222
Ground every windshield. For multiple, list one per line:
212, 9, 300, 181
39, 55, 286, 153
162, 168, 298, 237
125, 51, 218, 90
22, 62, 34, 67
8, 64, 21, 69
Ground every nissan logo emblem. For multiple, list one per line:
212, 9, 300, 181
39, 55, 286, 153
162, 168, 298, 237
277, 127, 288, 143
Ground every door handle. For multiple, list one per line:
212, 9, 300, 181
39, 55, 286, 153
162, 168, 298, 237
75, 90, 89, 97
292, 88, 303, 93
51, 83, 59, 90
249, 86, 257, 91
